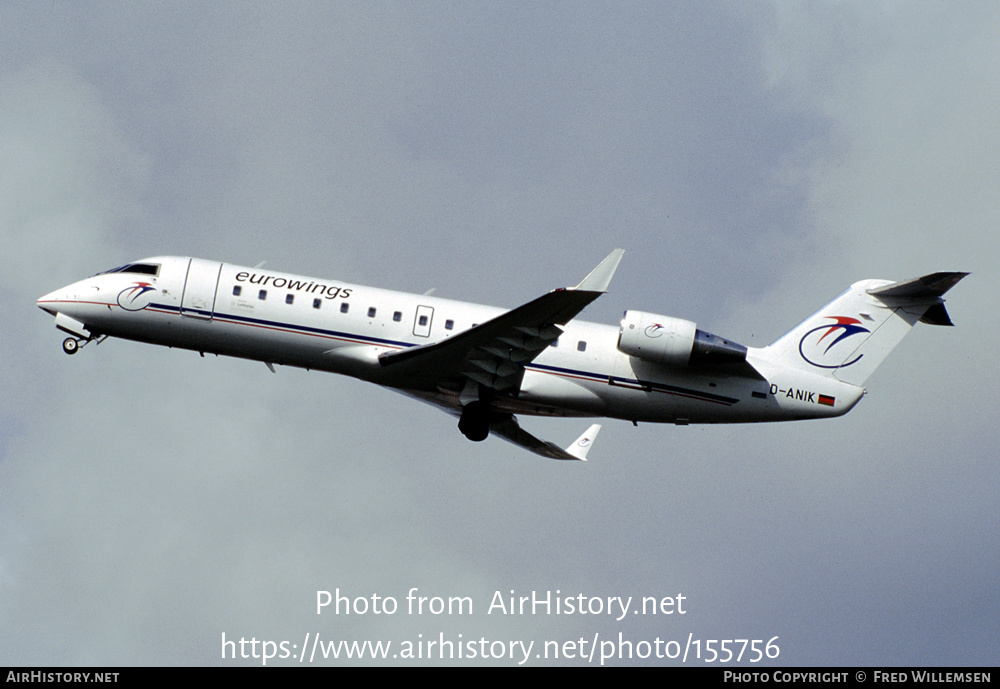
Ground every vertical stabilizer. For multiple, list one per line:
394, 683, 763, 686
761, 272, 967, 387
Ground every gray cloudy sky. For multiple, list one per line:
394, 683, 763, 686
2, 2, 996, 666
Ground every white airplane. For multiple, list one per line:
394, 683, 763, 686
37, 251, 966, 460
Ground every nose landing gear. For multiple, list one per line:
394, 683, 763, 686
60, 334, 106, 355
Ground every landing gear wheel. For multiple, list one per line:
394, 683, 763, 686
62, 338, 80, 355
458, 401, 490, 442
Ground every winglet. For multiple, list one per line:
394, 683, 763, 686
489, 416, 601, 461
573, 249, 625, 292
564, 424, 601, 461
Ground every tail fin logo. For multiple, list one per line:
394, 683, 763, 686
798, 316, 870, 369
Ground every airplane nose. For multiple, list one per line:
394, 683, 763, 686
38, 277, 106, 318
37, 283, 84, 315
37, 288, 65, 315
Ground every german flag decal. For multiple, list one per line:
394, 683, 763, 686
818, 394, 836, 407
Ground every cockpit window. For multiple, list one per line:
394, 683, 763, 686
100, 263, 161, 277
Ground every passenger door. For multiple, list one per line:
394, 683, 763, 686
180, 258, 222, 320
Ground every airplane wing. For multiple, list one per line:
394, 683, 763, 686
377, 249, 625, 394
489, 416, 601, 461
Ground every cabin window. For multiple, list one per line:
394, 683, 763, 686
551, 338, 559, 348
340, 303, 349, 314
313, 299, 322, 309
577, 341, 587, 352
418, 315, 428, 326
285, 294, 294, 305
367, 307, 377, 318
445, 319, 454, 330
258, 290, 267, 300
232, 285, 242, 296
393, 311, 402, 322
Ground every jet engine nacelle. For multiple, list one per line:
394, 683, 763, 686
617, 310, 747, 367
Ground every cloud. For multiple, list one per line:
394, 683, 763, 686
0, 63, 150, 290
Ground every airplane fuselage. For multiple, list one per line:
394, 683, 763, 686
37, 256, 864, 434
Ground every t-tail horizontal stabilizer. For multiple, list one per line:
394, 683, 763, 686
489, 416, 601, 461
866, 271, 969, 326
